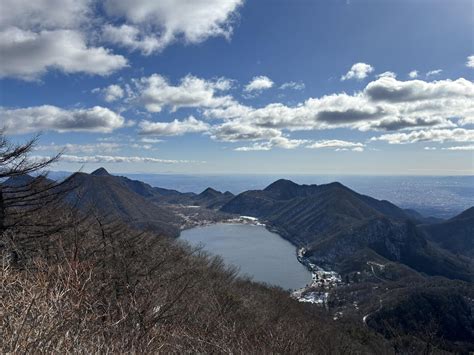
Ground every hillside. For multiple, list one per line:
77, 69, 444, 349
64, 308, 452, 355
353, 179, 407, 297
63, 169, 185, 236
221, 180, 473, 281
4, 169, 474, 352
421, 207, 474, 258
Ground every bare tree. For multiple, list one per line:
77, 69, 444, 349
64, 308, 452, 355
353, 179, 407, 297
0, 133, 63, 261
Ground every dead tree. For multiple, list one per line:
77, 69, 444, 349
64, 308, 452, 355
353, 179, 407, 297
0, 133, 64, 261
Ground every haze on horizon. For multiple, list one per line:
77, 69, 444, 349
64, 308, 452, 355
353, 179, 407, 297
0, 0, 473, 175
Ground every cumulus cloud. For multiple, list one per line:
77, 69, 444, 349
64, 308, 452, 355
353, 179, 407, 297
211, 121, 281, 142
100, 84, 125, 102
202, 76, 474, 149
408, 70, 419, 79
279, 81, 305, 90
306, 140, 365, 150
50, 154, 196, 164
131, 74, 235, 112
0, 0, 244, 79
0, 1, 127, 80
244, 76, 274, 93
139, 116, 210, 136
0, 0, 91, 30
341, 62, 374, 81
207, 77, 474, 133
364, 77, 473, 102
0, 105, 125, 134
371, 128, 474, 144
467, 55, 474, 68
0, 28, 127, 80
102, 0, 243, 54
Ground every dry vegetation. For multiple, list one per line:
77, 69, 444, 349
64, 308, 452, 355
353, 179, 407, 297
1, 215, 390, 353
0, 134, 390, 353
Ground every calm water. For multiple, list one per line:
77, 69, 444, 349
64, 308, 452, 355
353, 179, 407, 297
180, 223, 312, 290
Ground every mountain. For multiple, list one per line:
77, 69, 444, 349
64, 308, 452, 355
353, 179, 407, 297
193, 187, 234, 208
421, 207, 474, 258
222, 180, 412, 243
89, 168, 196, 203
221, 180, 473, 281
63, 169, 184, 236
309, 217, 473, 281
90, 167, 110, 177
3, 174, 55, 188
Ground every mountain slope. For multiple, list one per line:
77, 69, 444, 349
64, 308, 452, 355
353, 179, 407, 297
310, 217, 473, 281
222, 180, 412, 244
421, 207, 474, 258
221, 180, 473, 281
64, 170, 184, 236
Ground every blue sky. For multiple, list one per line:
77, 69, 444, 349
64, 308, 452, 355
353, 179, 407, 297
0, 0, 473, 174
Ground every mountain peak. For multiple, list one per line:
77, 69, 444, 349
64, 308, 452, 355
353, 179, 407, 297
264, 179, 299, 192
91, 167, 110, 176
199, 187, 222, 197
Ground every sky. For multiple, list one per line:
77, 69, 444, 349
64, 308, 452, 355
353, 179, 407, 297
0, 0, 473, 175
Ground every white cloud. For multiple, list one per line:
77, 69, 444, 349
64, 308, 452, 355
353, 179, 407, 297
207, 77, 474, 133
371, 128, 474, 144
132, 74, 235, 112
102, 24, 165, 55
0, 1, 127, 80
364, 77, 474, 102
244, 76, 274, 93
0, 0, 243, 79
280, 81, 305, 90
0, 0, 91, 30
234, 143, 271, 151
52, 154, 196, 164
102, 0, 243, 54
102, 84, 125, 102
0, 105, 125, 134
235, 136, 307, 151
376, 71, 397, 79
341, 62, 374, 81
139, 116, 209, 136
211, 121, 281, 142
408, 70, 419, 79
426, 69, 442, 77
424, 147, 437, 150
202, 76, 474, 149
306, 140, 365, 150
467, 55, 474, 68
36, 142, 121, 154
442, 145, 474, 151
0, 28, 127, 80
140, 137, 163, 144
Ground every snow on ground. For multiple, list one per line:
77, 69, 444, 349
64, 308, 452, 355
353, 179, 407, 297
292, 247, 342, 305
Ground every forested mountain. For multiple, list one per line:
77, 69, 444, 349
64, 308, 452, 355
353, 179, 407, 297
221, 179, 473, 282
421, 207, 474, 258
3, 163, 473, 353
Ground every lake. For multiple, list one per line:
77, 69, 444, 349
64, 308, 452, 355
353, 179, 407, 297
179, 223, 312, 290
